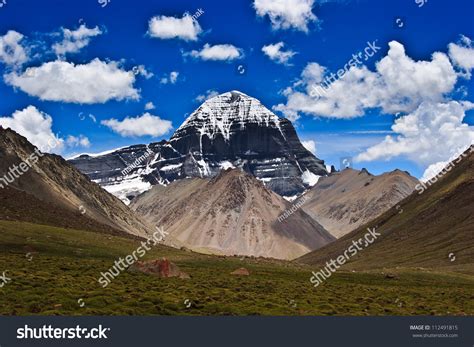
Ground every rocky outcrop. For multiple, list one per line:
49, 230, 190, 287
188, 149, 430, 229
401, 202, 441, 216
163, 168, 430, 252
130, 258, 190, 279
230, 268, 250, 276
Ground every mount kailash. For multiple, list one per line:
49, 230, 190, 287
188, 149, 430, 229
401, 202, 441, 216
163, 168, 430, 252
69, 91, 331, 204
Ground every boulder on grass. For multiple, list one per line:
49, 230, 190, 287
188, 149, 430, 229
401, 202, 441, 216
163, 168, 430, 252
130, 258, 190, 279
384, 273, 398, 279
230, 267, 250, 276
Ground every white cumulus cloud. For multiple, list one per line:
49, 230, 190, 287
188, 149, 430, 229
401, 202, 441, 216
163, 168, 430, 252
0, 106, 93, 153
148, 15, 202, 41
420, 147, 472, 182
101, 113, 173, 137
0, 106, 63, 153
0, 30, 28, 67
262, 42, 296, 65
275, 41, 458, 120
144, 102, 156, 110
272, 38, 474, 181
160, 71, 179, 84
301, 140, 316, 154
195, 89, 219, 102
253, 0, 317, 32
4, 58, 139, 104
66, 135, 91, 148
448, 35, 474, 78
355, 101, 474, 178
132, 65, 154, 79
53, 24, 103, 56
300, 61, 326, 84
189, 43, 243, 61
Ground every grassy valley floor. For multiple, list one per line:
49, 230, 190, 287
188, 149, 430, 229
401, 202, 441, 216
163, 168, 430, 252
0, 221, 473, 316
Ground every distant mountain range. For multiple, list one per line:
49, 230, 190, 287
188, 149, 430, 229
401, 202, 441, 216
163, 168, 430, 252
0, 119, 470, 264
0, 89, 427, 260
131, 168, 335, 260
69, 91, 329, 204
3, 87, 468, 264
298, 146, 474, 271
299, 168, 419, 238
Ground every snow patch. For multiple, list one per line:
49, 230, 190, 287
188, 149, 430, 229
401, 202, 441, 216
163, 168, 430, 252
68, 146, 129, 160
283, 195, 298, 202
257, 177, 273, 183
301, 170, 321, 187
219, 161, 235, 170
160, 163, 183, 171
102, 177, 152, 205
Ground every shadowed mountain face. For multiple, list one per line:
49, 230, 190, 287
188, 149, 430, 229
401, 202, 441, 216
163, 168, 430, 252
131, 168, 335, 260
69, 91, 328, 203
0, 127, 153, 238
298, 146, 474, 272
299, 168, 419, 238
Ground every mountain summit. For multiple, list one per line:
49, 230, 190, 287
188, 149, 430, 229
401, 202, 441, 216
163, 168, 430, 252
172, 90, 283, 144
70, 91, 328, 203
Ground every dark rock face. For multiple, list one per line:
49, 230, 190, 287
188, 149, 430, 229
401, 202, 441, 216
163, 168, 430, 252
69, 91, 328, 203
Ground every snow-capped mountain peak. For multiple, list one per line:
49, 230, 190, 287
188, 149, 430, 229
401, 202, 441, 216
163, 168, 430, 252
173, 90, 282, 142
70, 90, 328, 201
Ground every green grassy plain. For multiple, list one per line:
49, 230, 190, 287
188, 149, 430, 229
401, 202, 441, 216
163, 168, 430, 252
0, 221, 472, 316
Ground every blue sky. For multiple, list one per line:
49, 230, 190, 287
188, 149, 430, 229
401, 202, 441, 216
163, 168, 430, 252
0, 0, 473, 180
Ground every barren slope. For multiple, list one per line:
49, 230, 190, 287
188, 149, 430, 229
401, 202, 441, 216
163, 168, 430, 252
298, 146, 474, 272
131, 169, 334, 260
0, 127, 153, 238
300, 168, 418, 238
